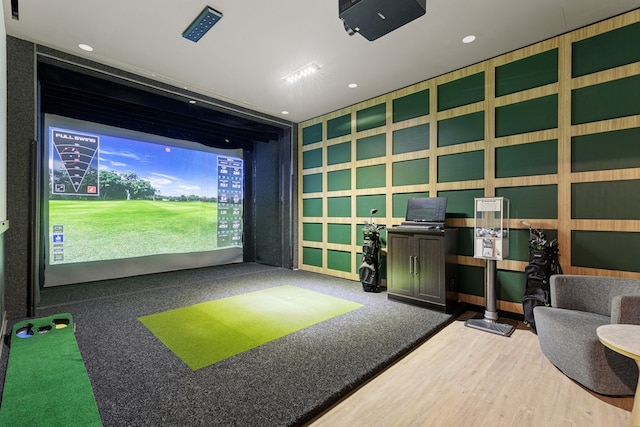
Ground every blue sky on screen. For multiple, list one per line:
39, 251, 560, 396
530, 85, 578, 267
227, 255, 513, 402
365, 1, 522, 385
99, 134, 220, 198
51, 127, 234, 198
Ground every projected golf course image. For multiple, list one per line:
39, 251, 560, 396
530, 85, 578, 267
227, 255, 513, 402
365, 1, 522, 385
49, 199, 219, 263
46, 119, 244, 267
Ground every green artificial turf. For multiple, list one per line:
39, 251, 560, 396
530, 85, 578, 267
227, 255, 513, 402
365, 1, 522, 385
139, 285, 363, 370
0, 314, 102, 426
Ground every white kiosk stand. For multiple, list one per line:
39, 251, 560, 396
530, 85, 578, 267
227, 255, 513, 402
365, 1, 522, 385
465, 197, 515, 337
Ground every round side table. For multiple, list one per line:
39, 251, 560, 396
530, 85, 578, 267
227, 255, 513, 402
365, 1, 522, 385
597, 324, 640, 427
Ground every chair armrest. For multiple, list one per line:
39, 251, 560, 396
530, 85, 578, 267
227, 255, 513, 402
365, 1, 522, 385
611, 295, 640, 324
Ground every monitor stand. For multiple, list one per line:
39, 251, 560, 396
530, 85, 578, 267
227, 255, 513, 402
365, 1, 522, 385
465, 259, 516, 337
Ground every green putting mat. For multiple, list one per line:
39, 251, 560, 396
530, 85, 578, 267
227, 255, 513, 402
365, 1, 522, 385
0, 313, 102, 427
139, 285, 363, 370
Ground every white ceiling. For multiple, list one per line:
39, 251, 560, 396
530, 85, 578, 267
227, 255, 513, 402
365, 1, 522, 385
4, 0, 639, 123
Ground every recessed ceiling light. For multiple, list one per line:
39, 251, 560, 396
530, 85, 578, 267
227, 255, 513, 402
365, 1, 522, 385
189, 100, 196, 104
462, 35, 476, 44
348, 83, 358, 89
282, 63, 320, 83
281, 111, 289, 115
78, 43, 93, 52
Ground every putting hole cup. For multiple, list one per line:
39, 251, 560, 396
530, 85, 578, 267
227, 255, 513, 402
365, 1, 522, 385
16, 324, 34, 338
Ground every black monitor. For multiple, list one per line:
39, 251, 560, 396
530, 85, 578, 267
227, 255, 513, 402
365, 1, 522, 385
405, 197, 447, 222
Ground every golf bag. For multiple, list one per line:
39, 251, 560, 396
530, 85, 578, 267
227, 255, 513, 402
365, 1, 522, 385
359, 221, 385, 292
522, 225, 562, 333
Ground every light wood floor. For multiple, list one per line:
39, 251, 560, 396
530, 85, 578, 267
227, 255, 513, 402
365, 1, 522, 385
307, 312, 634, 427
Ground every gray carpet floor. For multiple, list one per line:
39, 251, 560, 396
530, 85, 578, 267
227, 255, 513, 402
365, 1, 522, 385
1, 263, 459, 426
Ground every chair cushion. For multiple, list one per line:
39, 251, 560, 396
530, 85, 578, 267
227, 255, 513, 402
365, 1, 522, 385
534, 306, 638, 395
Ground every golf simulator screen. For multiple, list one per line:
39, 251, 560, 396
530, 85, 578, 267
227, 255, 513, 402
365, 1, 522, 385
42, 114, 244, 286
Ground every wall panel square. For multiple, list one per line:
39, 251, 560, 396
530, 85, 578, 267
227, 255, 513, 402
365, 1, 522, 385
495, 139, 558, 178
357, 133, 386, 160
572, 127, 640, 172
392, 158, 429, 186
303, 173, 323, 193
327, 114, 351, 139
357, 103, 386, 132
438, 150, 484, 182
496, 185, 558, 219
495, 94, 558, 137
438, 111, 484, 147
393, 89, 430, 122
302, 123, 323, 145
438, 72, 485, 111
327, 169, 351, 192
392, 123, 429, 154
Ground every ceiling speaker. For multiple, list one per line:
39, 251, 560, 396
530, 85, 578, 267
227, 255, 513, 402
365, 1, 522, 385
339, 0, 427, 41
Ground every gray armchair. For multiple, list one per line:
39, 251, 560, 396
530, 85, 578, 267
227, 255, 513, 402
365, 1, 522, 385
534, 274, 640, 396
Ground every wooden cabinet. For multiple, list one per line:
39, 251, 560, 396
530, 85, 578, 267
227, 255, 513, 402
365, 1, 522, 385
386, 228, 458, 312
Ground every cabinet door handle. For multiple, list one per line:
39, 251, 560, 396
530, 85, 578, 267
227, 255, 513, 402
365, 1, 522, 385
409, 256, 413, 274
414, 256, 419, 275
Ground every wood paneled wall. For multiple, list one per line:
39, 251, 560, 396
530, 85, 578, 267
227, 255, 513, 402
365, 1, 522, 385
298, 10, 640, 314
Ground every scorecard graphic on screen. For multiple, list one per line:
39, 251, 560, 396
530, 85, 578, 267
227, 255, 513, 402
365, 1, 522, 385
217, 157, 243, 247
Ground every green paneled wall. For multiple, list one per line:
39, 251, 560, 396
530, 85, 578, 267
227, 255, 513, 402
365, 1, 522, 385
328, 196, 351, 217
356, 195, 386, 217
495, 94, 558, 137
357, 103, 386, 132
457, 227, 474, 257
495, 140, 558, 178
438, 189, 484, 218
438, 72, 485, 111
392, 192, 430, 218
508, 229, 558, 262
571, 74, 640, 124
458, 265, 484, 296
438, 150, 484, 183
496, 185, 558, 219
495, 49, 558, 97
393, 89, 429, 122
327, 169, 351, 192
327, 114, 351, 139
357, 165, 386, 189
300, 12, 640, 309
302, 123, 322, 145
572, 180, 640, 220
496, 270, 525, 303
328, 224, 351, 245
572, 127, 640, 172
392, 158, 429, 186
303, 223, 323, 242
303, 173, 322, 193
357, 134, 386, 160
572, 231, 640, 273
572, 21, 640, 77
328, 141, 351, 165
393, 123, 430, 154
438, 111, 484, 147
303, 148, 322, 169
303, 198, 322, 217
303, 247, 322, 267
328, 250, 351, 273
